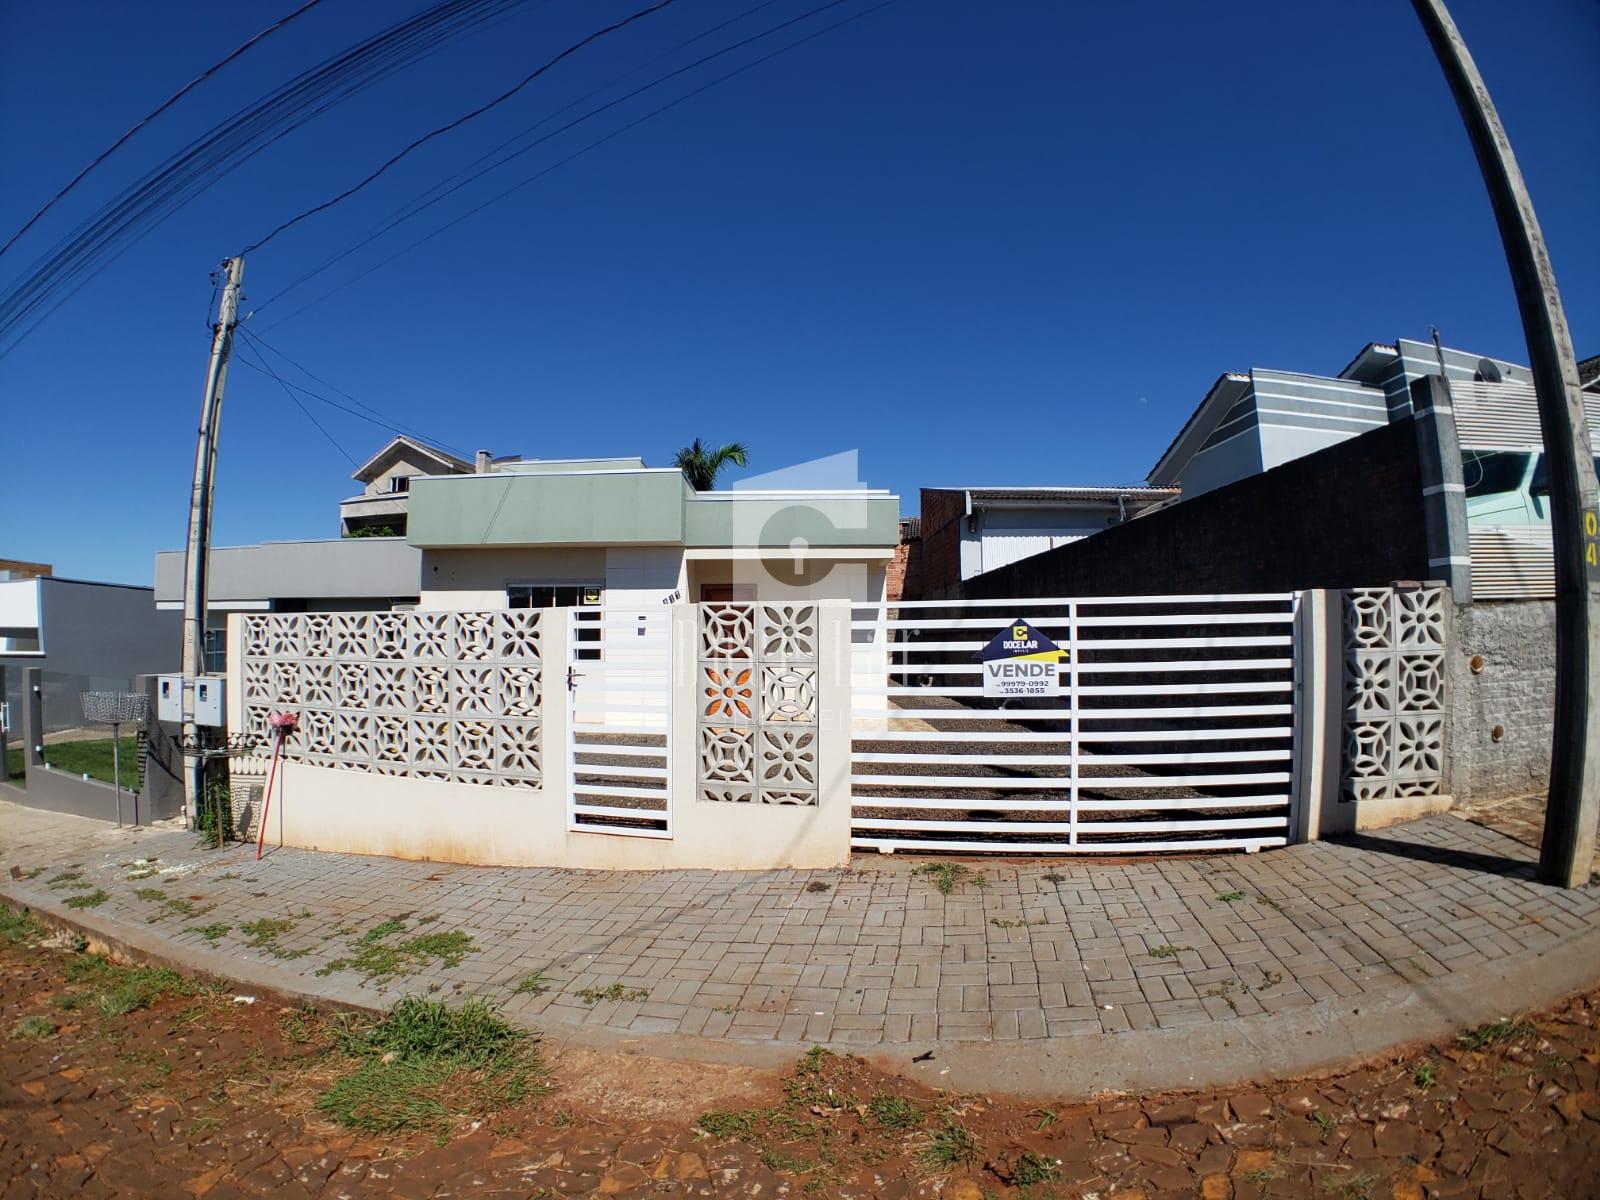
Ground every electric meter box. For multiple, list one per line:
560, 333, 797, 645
194, 677, 227, 727
156, 675, 183, 723
156, 676, 228, 727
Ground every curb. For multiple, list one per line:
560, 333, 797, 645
8, 879, 1599, 1100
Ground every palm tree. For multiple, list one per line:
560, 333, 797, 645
673, 438, 749, 491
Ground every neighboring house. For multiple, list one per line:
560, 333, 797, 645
339, 436, 487, 537
0, 575, 179, 733
0, 558, 51, 581
154, 448, 900, 649
1150, 338, 1532, 499
905, 485, 1177, 600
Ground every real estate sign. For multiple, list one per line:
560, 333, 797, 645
975, 618, 1068, 697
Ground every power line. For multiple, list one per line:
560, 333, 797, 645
260, 0, 899, 329
0, 0, 538, 355
256, 0, 793, 309
235, 326, 473, 458
234, 336, 358, 467
238, 0, 677, 256
252, 0, 851, 315
0, 0, 329, 259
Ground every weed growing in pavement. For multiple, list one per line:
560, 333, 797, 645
186, 922, 231, 943
65, 889, 109, 910
241, 917, 309, 960
805, 880, 832, 893
1205, 979, 1241, 1014
317, 916, 474, 982
989, 917, 1036, 929
1256, 895, 1284, 911
911, 862, 984, 896
697, 1109, 765, 1138
1456, 1017, 1536, 1050
866, 1094, 923, 1130
46, 870, 86, 890
1216, 890, 1247, 903
1321, 1168, 1377, 1199
1148, 944, 1192, 959
136, 887, 216, 923
576, 982, 649, 1005
1030, 1107, 1057, 1131
1412, 1059, 1438, 1090
919, 1119, 980, 1169
512, 970, 547, 996
0, 906, 42, 944
10, 1015, 57, 1039
316, 995, 545, 1136
1310, 1109, 1337, 1140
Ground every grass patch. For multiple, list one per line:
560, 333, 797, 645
0, 906, 42, 945
1322, 1169, 1377, 1199
1310, 1109, 1337, 1140
1216, 890, 1247, 903
241, 917, 309, 960
46, 870, 86, 890
1456, 1017, 1537, 1050
1412, 1058, 1438, 1090
65, 888, 109, 909
911, 862, 984, 896
10, 1015, 57, 1040
316, 917, 475, 982
58, 954, 189, 1018
866, 1094, 923, 1130
1005, 1150, 1059, 1187
920, 1119, 979, 1169
512, 970, 547, 996
41, 736, 139, 792
576, 982, 649, 1005
186, 922, 231, 943
1148, 943, 1192, 959
316, 996, 545, 1136
697, 1108, 767, 1139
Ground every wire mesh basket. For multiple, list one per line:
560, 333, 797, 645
79, 692, 150, 727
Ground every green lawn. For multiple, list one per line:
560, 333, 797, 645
38, 737, 141, 792
4, 746, 21, 786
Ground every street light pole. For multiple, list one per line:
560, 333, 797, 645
1410, 0, 1599, 886
180, 256, 245, 825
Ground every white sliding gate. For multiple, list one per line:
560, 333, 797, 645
566, 608, 672, 838
850, 594, 1300, 854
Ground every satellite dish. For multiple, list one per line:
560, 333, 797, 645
1475, 357, 1503, 383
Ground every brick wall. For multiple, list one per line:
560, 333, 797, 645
905, 489, 967, 600
961, 420, 1432, 599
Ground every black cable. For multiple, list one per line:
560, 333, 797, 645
253, 0, 850, 313
260, 0, 899, 330
0, 0, 329, 259
238, 0, 677, 256
234, 337, 359, 467
235, 326, 472, 458
258, 0, 793, 307
0, 0, 536, 354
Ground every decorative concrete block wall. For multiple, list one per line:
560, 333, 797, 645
1340, 587, 1448, 802
697, 604, 820, 805
240, 611, 542, 789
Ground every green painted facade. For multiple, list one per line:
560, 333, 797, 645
407, 468, 898, 549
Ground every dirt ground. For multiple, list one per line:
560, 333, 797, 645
3, 905, 1599, 1199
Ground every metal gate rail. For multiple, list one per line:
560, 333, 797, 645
849, 593, 1299, 854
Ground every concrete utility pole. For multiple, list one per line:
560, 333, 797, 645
180, 256, 245, 823
1411, 0, 1599, 886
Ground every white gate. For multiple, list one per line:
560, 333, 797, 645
850, 594, 1300, 854
566, 607, 672, 838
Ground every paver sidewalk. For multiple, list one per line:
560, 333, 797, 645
3, 798, 1598, 1058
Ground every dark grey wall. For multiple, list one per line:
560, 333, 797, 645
1447, 599, 1556, 804
1, 579, 178, 732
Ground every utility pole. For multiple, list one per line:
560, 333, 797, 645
181, 256, 245, 825
1411, 0, 1600, 886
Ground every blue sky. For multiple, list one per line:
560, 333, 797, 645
1, 0, 1597, 585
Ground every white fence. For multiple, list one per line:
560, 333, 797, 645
565, 608, 672, 838
849, 594, 1300, 854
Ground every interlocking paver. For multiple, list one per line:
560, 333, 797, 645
3, 800, 1599, 1051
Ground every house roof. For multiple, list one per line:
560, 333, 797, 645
1147, 372, 1252, 484
1579, 354, 1600, 392
932, 485, 1178, 503
351, 435, 475, 483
